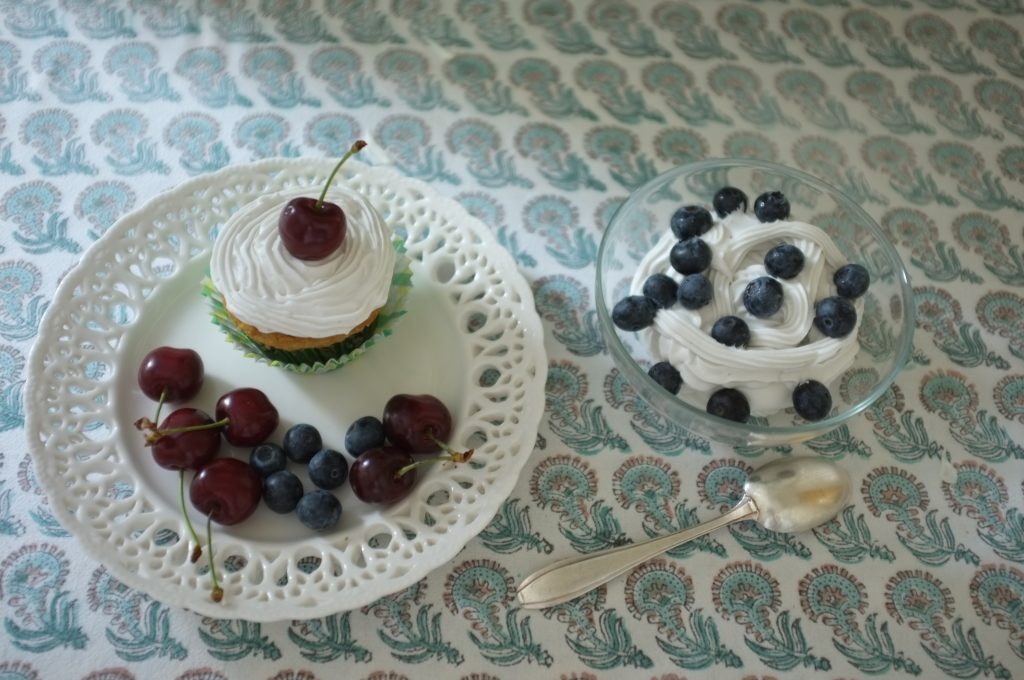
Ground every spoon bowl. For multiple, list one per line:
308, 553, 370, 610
744, 456, 849, 532
517, 456, 850, 609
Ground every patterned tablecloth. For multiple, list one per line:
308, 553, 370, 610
3, 1, 1024, 679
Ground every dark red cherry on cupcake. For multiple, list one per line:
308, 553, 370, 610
278, 140, 367, 261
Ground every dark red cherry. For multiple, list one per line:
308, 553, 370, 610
150, 408, 222, 471
138, 346, 204, 402
278, 140, 366, 261
349, 446, 417, 504
135, 405, 226, 566
189, 458, 263, 526
382, 393, 453, 454
215, 388, 279, 446
189, 458, 263, 602
278, 197, 346, 261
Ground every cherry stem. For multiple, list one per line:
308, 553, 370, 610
396, 434, 474, 478
427, 431, 473, 460
179, 469, 202, 563
316, 140, 367, 209
206, 513, 223, 603
142, 417, 230, 445
154, 387, 167, 425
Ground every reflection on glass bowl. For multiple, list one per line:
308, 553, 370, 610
596, 158, 914, 447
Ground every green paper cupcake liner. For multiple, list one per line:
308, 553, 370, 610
202, 240, 413, 374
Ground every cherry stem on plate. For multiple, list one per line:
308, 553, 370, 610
154, 387, 167, 425
205, 512, 223, 603
179, 469, 202, 563
428, 431, 474, 460
137, 417, 230, 445
396, 434, 474, 478
316, 140, 368, 210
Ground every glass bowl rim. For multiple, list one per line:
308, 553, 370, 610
595, 157, 916, 441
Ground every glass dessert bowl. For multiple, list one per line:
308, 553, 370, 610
596, 158, 914, 447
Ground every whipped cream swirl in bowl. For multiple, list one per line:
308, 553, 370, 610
211, 185, 395, 339
631, 212, 861, 416
595, 158, 915, 446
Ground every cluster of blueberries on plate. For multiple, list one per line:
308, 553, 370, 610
611, 186, 871, 424
250, 423, 350, 531
252, 396, 455, 530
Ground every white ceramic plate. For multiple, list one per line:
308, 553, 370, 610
25, 159, 546, 621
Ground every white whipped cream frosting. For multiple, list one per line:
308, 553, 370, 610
631, 211, 861, 416
211, 185, 395, 339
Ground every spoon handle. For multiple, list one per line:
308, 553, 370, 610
516, 499, 758, 609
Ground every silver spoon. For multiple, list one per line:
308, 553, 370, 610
516, 456, 850, 609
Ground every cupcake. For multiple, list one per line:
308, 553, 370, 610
205, 143, 411, 372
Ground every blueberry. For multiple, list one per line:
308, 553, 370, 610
296, 490, 342, 532
710, 315, 750, 347
249, 443, 286, 477
263, 470, 304, 513
669, 238, 712, 275
764, 243, 804, 279
706, 388, 750, 423
345, 415, 386, 457
834, 263, 870, 299
642, 273, 678, 309
670, 205, 713, 240
713, 186, 748, 218
612, 295, 658, 331
677, 273, 713, 309
308, 448, 349, 490
814, 296, 858, 338
743, 276, 784, 318
283, 423, 322, 463
792, 380, 832, 421
753, 191, 790, 222
648, 361, 683, 395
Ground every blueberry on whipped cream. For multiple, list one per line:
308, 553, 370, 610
764, 243, 805, 279
753, 191, 791, 222
648, 361, 683, 395
677, 273, 713, 310
642, 273, 678, 309
670, 238, 712, 275
710, 315, 750, 348
613, 187, 870, 423
670, 204, 713, 239
793, 380, 833, 421
707, 388, 751, 423
834, 263, 871, 299
742, 276, 784, 318
713, 186, 748, 218
611, 295, 657, 332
